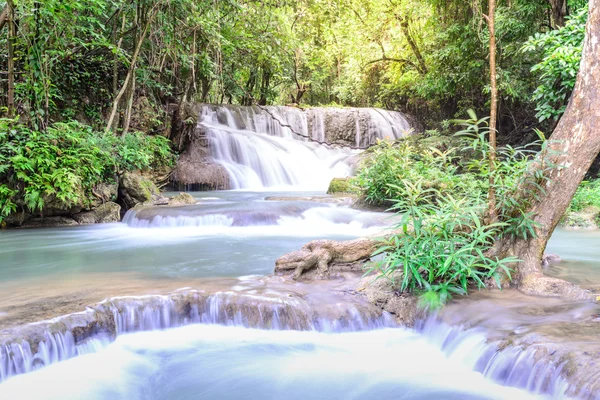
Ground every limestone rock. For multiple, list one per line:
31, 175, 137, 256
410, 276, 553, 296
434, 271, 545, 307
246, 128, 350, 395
172, 159, 231, 191
90, 183, 118, 208
169, 192, 197, 205
326, 177, 356, 194
73, 202, 121, 224
357, 272, 419, 327
22, 216, 79, 228
119, 171, 166, 208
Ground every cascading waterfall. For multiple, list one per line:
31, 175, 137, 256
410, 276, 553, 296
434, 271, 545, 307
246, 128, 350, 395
416, 316, 588, 399
197, 104, 412, 190
0, 289, 395, 383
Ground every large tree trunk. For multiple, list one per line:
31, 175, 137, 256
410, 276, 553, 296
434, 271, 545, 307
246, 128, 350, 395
497, 0, 599, 300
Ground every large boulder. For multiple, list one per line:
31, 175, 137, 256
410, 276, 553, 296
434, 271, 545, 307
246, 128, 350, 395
118, 171, 167, 208
172, 159, 231, 191
327, 177, 356, 194
73, 202, 121, 224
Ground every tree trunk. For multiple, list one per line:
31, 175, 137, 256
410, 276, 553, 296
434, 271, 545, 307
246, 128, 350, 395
487, 0, 498, 222
497, 1, 599, 300
6, 0, 15, 118
549, 0, 568, 28
398, 16, 428, 74
106, 6, 158, 133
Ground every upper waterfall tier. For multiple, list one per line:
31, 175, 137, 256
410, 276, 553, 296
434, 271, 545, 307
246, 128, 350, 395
172, 104, 414, 191
200, 104, 412, 147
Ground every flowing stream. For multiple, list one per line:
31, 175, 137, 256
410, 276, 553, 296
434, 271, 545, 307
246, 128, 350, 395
0, 106, 599, 399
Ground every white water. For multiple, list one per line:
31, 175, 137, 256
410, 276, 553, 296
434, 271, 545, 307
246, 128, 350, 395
0, 325, 552, 400
199, 105, 411, 190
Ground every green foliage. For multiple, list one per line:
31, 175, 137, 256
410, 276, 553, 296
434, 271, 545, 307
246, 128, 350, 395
523, 7, 588, 121
568, 180, 600, 213
360, 111, 559, 307
367, 182, 517, 310
352, 139, 482, 207
0, 118, 175, 223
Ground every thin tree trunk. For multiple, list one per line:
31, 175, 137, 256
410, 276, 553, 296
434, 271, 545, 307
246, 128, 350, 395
105, 6, 158, 133
496, 0, 599, 300
122, 75, 136, 134
398, 16, 428, 74
7, 0, 15, 118
487, 0, 498, 222
113, 12, 126, 99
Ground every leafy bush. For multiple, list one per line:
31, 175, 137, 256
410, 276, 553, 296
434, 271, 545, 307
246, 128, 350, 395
368, 182, 517, 309
352, 139, 482, 207
0, 119, 176, 223
361, 111, 558, 308
523, 7, 587, 122
568, 180, 600, 213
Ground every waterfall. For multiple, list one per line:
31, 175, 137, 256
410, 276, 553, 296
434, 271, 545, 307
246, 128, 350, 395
0, 289, 395, 383
193, 104, 412, 190
416, 316, 587, 398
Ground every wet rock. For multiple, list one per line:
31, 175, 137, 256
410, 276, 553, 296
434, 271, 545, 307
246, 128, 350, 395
90, 183, 118, 208
541, 253, 562, 268
169, 192, 197, 205
357, 272, 419, 327
119, 171, 167, 208
172, 159, 231, 191
22, 216, 79, 228
73, 202, 121, 224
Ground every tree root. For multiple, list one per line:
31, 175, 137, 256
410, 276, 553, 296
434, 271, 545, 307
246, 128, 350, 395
275, 238, 379, 280
519, 273, 596, 301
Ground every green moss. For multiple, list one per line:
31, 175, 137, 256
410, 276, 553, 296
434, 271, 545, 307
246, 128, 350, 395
327, 178, 357, 194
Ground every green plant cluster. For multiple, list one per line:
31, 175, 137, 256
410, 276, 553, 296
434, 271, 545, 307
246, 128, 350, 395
357, 112, 559, 308
568, 180, 600, 213
523, 7, 588, 122
0, 118, 175, 223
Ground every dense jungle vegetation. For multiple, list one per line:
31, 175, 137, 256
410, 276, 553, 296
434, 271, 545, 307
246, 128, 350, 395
0, 0, 597, 306
0, 0, 589, 136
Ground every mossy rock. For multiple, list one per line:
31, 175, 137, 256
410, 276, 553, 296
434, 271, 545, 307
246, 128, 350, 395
169, 192, 197, 205
327, 178, 357, 194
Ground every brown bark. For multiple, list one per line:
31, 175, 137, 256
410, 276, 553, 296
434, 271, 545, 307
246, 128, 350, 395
549, 0, 568, 28
0, 5, 8, 31
487, 0, 498, 222
275, 238, 379, 280
498, 1, 599, 300
7, 0, 15, 118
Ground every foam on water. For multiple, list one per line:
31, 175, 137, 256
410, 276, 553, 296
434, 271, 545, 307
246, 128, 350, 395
0, 325, 551, 400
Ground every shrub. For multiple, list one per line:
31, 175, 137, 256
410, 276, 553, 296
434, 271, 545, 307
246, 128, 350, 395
0, 119, 176, 223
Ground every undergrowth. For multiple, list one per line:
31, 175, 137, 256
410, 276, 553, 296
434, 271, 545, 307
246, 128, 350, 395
358, 110, 559, 309
0, 118, 175, 223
